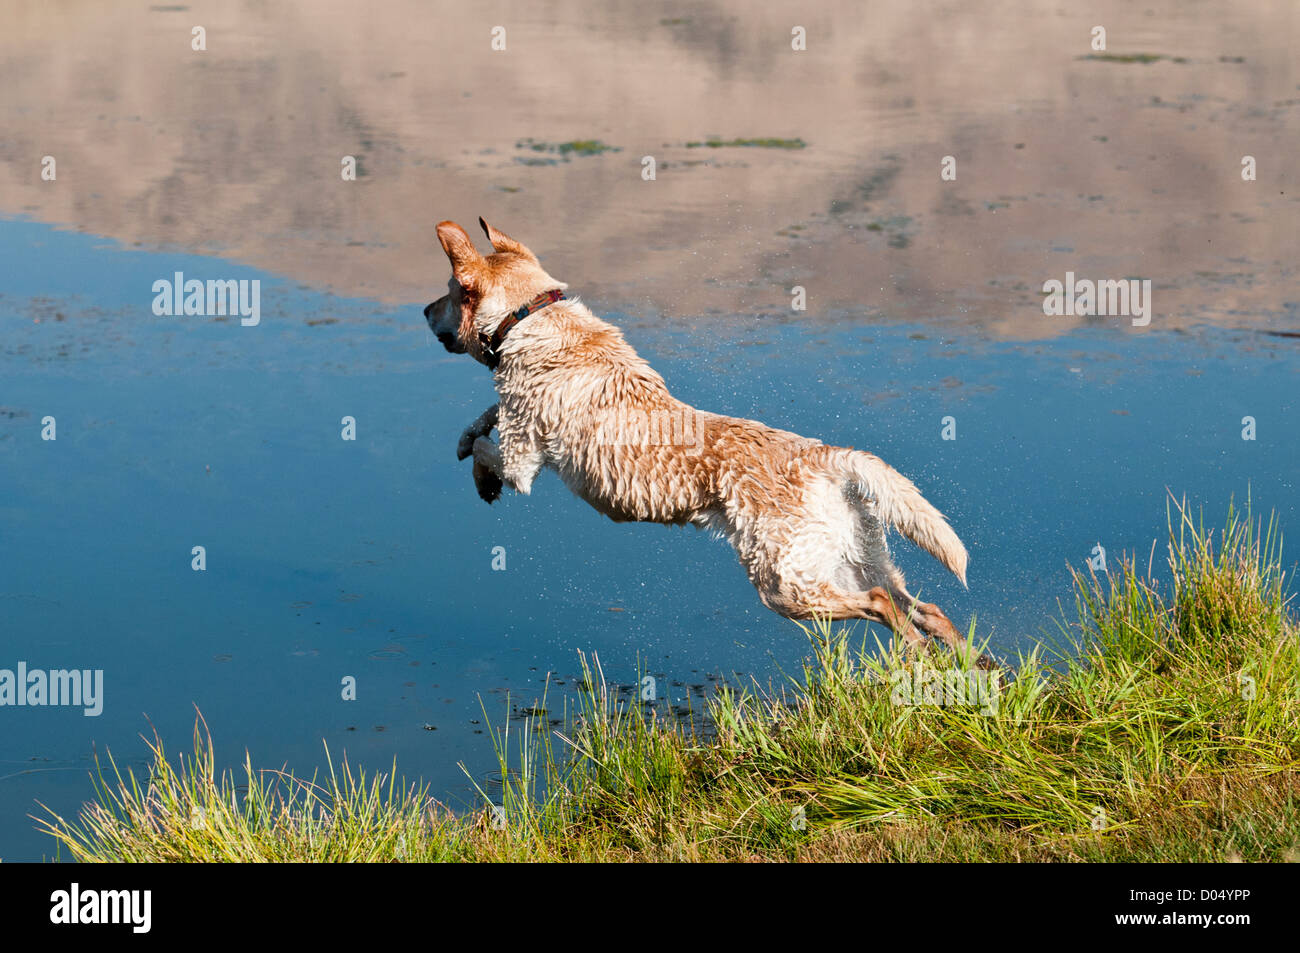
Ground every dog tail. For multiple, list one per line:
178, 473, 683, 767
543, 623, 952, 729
840, 449, 969, 586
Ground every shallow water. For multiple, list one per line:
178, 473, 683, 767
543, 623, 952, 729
2, 0, 1298, 861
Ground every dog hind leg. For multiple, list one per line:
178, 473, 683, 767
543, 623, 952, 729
883, 581, 1002, 671
775, 583, 927, 650
783, 580, 997, 669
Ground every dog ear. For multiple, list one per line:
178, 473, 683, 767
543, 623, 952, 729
479, 217, 537, 261
437, 221, 485, 284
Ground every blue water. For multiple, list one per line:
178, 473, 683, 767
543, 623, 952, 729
1, 219, 1296, 861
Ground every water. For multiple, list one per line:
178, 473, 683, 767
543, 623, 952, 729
2, 0, 1297, 861
0, 1, 1295, 328
2, 219, 1296, 860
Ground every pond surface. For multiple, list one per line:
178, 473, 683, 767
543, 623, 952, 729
1, 0, 1297, 860
2, 220, 1296, 860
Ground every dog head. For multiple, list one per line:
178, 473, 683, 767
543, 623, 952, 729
424, 218, 566, 366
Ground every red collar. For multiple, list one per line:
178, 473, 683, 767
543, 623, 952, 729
484, 289, 565, 368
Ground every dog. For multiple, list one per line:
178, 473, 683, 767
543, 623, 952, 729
425, 218, 989, 666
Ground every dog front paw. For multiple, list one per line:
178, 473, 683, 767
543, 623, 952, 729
472, 459, 502, 503
471, 435, 498, 466
456, 427, 479, 461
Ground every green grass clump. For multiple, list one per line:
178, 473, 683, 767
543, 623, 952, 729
685, 137, 807, 150
40, 499, 1300, 862
1080, 53, 1187, 65
515, 138, 620, 157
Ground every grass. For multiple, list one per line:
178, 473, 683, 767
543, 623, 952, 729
515, 138, 620, 158
39, 498, 1300, 861
685, 137, 807, 150
1080, 53, 1188, 65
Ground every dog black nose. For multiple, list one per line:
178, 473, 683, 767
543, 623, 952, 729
423, 302, 436, 319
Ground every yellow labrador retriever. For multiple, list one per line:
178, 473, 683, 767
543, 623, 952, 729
425, 218, 986, 665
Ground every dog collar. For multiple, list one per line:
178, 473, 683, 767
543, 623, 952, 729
484, 289, 566, 368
